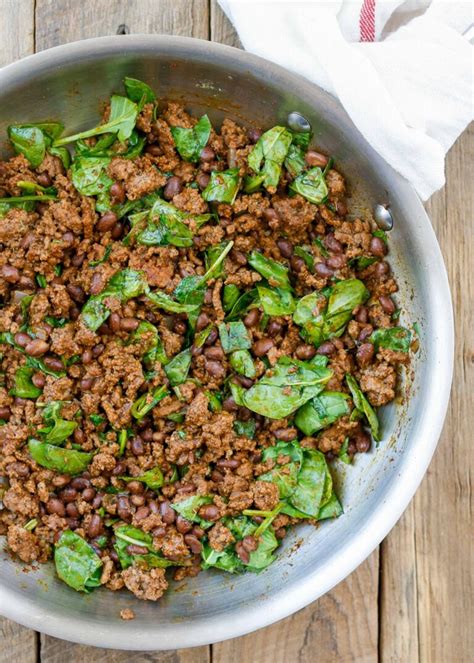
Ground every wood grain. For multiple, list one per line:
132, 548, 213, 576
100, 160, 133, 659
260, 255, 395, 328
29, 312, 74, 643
0, 0, 35, 67
210, 0, 241, 48
35, 0, 209, 49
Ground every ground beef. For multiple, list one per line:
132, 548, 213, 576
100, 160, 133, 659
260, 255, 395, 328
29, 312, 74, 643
0, 93, 411, 605
122, 566, 168, 601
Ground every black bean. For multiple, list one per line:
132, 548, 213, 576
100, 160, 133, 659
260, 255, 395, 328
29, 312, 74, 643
131, 436, 145, 456
263, 208, 280, 226
111, 223, 124, 240
2, 264, 20, 283
222, 397, 239, 412
253, 338, 274, 357
66, 503, 79, 518
31, 372, 45, 389
176, 515, 193, 534
276, 239, 293, 259
79, 377, 94, 391
370, 236, 387, 257
305, 150, 328, 168
326, 254, 346, 270
127, 481, 144, 495
37, 172, 52, 187
241, 535, 258, 552
24, 339, 49, 356
274, 427, 297, 442
126, 544, 149, 555
248, 128, 262, 143
87, 514, 103, 538
145, 144, 162, 156
316, 341, 336, 356
267, 319, 283, 337
196, 172, 210, 190
60, 487, 78, 503
314, 262, 334, 278
160, 501, 176, 524
184, 534, 202, 554
324, 234, 343, 253
135, 506, 150, 521
117, 496, 132, 522
198, 504, 219, 521
355, 431, 371, 453
244, 308, 260, 328
82, 487, 96, 502
163, 176, 182, 200
43, 356, 63, 372
355, 306, 369, 324
89, 272, 103, 295
235, 375, 254, 388
200, 146, 215, 162
204, 328, 218, 346
216, 458, 240, 469
379, 295, 396, 315
119, 317, 140, 332
97, 211, 118, 233
110, 182, 126, 204
70, 477, 91, 490
235, 541, 250, 564
204, 346, 225, 361
374, 260, 390, 278
205, 359, 226, 379
13, 332, 31, 347
46, 498, 65, 517
295, 344, 316, 360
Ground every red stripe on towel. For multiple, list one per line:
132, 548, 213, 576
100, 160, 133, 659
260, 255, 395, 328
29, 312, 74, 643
360, 0, 376, 42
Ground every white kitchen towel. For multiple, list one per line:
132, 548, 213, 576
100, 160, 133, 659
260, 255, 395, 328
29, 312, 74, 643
218, 0, 473, 200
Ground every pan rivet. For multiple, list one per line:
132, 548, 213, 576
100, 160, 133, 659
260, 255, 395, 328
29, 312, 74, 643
287, 111, 311, 133
374, 204, 394, 231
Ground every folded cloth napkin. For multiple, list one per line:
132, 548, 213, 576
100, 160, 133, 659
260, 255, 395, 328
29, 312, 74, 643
218, 0, 473, 200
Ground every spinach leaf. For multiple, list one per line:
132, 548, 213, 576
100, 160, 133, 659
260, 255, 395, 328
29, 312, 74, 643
248, 252, 291, 290
222, 284, 240, 312
295, 391, 350, 436
285, 448, 331, 518
224, 288, 259, 321
338, 437, 352, 465
245, 528, 279, 572
28, 438, 92, 474
8, 125, 46, 167
205, 242, 229, 279
131, 384, 169, 419
38, 401, 78, 445
81, 268, 148, 331
171, 495, 215, 528
17, 180, 56, 196
293, 246, 315, 272
120, 467, 163, 491
202, 168, 240, 204
130, 320, 168, 366
229, 349, 255, 378
124, 77, 156, 105
54, 96, 138, 146
218, 321, 251, 354
345, 374, 380, 441
257, 284, 295, 316
164, 349, 192, 387
71, 156, 113, 199
54, 530, 102, 592
10, 367, 42, 399
289, 166, 328, 204
284, 129, 312, 178
201, 544, 242, 573
89, 244, 112, 267
260, 442, 303, 499
247, 126, 292, 190
370, 326, 411, 353
241, 356, 332, 419
25, 354, 66, 378
146, 290, 201, 315
233, 419, 256, 438
170, 115, 212, 162
205, 390, 222, 412
317, 491, 343, 519
114, 525, 179, 569
293, 279, 369, 346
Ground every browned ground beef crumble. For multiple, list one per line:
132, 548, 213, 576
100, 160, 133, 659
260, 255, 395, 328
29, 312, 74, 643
0, 83, 412, 601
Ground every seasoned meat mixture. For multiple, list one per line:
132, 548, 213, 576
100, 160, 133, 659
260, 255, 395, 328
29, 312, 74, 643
0, 78, 414, 601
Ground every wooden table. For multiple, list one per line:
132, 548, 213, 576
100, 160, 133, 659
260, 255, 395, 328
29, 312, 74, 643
0, 2, 472, 661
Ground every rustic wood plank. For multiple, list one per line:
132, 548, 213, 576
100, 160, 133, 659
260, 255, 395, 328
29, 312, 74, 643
210, 0, 241, 48
32, 1, 209, 660
213, 552, 379, 663
0, 5, 39, 660
35, 0, 210, 49
415, 125, 473, 662
39, 636, 210, 663
0, 0, 35, 67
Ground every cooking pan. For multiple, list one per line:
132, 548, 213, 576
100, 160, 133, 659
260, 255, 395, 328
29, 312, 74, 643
0, 35, 453, 650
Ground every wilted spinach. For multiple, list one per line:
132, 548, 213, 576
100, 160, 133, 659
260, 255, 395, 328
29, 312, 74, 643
130, 320, 168, 366
257, 284, 295, 316
120, 467, 164, 491
247, 126, 292, 190
240, 356, 332, 419
8, 122, 64, 168
28, 438, 92, 474
218, 321, 251, 354
289, 166, 328, 204
131, 384, 169, 419
170, 114, 212, 162
293, 278, 369, 347
345, 374, 380, 441
370, 326, 411, 353
248, 251, 291, 290
54, 530, 102, 592
295, 391, 350, 436
229, 349, 255, 378
233, 419, 256, 438
10, 367, 42, 399
283, 130, 311, 178
114, 525, 180, 569
37, 401, 78, 445
124, 77, 156, 106
171, 495, 215, 528
202, 168, 240, 204
164, 349, 192, 386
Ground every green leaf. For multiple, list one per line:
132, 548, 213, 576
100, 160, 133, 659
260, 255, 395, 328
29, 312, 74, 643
114, 525, 179, 569
218, 321, 251, 354
289, 166, 328, 204
124, 77, 156, 105
284, 143, 306, 178
164, 349, 192, 386
345, 374, 380, 441
120, 466, 163, 491
242, 356, 332, 419
285, 448, 331, 518
229, 349, 255, 378
201, 544, 242, 573
247, 126, 292, 190
54, 530, 102, 592
10, 367, 42, 399
293, 246, 315, 272
295, 391, 350, 436
370, 326, 412, 353
245, 528, 279, 572
205, 242, 229, 279
317, 492, 343, 519
146, 289, 200, 315
257, 284, 295, 316
202, 168, 240, 204
170, 115, 212, 162
171, 495, 214, 528
338, 437, 352, 465
260, 442, 302, 499
8, 125, 46, 167
71, 156, 113, 198
293, 279, 369, 346
222, 284, 240, 312
131, 385, 169, 419
39, 401, 78, 445
233, 419, 256, 438
225, 288, 258, 321
29, 438, 92, 474
81, 268, 148, 331
130, 320, 168, 366
89, 243, 112, 267
54, 95, 138, 146
248, 252, 291, 290
26, 355, 66, 378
